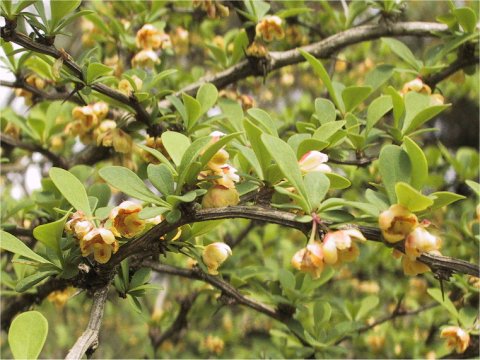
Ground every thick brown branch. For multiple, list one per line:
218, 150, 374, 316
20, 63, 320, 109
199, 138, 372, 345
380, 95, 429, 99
109, 206, 479, 278
0, 27, 151, 126
65, 285, 110, 360
159, 21, 449, 106
1, 133, 68, 168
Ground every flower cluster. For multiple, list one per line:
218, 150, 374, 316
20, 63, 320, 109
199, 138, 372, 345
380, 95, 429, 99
291, 228, 366, 279
219, 89, 255, 110
256, 16, 285, 42
379, 204, 442, 275
193, 0, 229, 19
65, 201, 150, 264
65, 102, 132, 153
14, 74, 47, 106
401, 77, 445, 105
201, 132, 240, 208
132, 24, 171, 68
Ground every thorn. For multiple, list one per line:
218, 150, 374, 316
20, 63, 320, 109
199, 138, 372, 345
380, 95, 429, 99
440, 278, 445, 301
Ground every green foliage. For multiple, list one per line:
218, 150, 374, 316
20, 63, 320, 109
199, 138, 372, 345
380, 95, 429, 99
8, 311, 48, 359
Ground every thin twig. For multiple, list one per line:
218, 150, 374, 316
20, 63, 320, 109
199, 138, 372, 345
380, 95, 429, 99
1, 133, 68, 168
65, 285, 110, 360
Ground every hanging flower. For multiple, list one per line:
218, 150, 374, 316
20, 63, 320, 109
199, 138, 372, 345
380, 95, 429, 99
131, 49, 160, 68
378, 204, 419, 243
201, 185, 239, 208
136, 24, 165, 49
256, 15, 285, 42
440, 326, 470, 353
202, 242, 232, 275
401, 255, 430, 276
80, 228, 118, 264
322, 229, 366, 265
298, 151, 332, 173
291, 241, 324, 278
405, 226, 442, 260
401, 77, 432, 95
214, 165, 240, 189
109, 201, 145, 238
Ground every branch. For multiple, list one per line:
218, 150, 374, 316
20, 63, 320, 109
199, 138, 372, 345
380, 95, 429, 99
335, 302, 439, 344
149, 292, 199, 350
1, 277, 68, 331
1, 133, 68, 169
65, 285, 110, 360
109, 206, 479, 278
0, 79, 85, 105
0, 25, 151, 126
159, 21, 449, 106
424, 53, 479, 90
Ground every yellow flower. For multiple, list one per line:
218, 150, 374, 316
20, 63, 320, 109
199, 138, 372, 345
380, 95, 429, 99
203, 335, 225, 354
47, 287, 75, 308
440, 326, 470, 353
92, 102, 109, 120
378, 204, 418, 243
401, 255, 430, 276
109, 201, 145, 238
256, 15, 284, 42
131, 49, 160, 68
201, 185, 239, 208
207, 149, 230, 172
401, 77, 432, 95
81, 228, 118, 264
202, 242, 232, 275
72, 105, 99, 130
322, 229, 366, 265
136, 24, 171, 50
214, 165, 240, 189
405, 226, 441, 260
291, 241, 324, 278
65, 211, 88, 234
96, 122, 133, 153
298, 151, 332, 173
118, 76, 143, 96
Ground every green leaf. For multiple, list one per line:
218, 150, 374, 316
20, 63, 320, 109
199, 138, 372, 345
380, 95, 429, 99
278, 269, 296, 290
385, 86, 405, 128
196, 83, 218, 114
453, 7, 477, 33
466, 180, 480, 196
314, 98, 336, 124
427, 288, 459, 319
243, 119, 271, 178
261, 134, 310, 212
99, 166, 164, 205
395, 182, 433, 212
189, 220, 224, 239
366, 95, 392, 134
304, 172, 330, 211
378, 145, 411, 204
1, 231, 51, 264
33, 213, 69, 252
161, 131, 191, 167
300, 50, 344, 113
325, 173, 351, 190
166, 191, 199, 206
313, 300, 332, 325
342, 86, 372, 113
176, 137, 212, 192
355, 295, 379, 321
313, 121, 346, 142
138, 206, 169, 220
8, 311, 48, 360
88, 183, 111, 208
297, 139, 329, 158
50, 0, 80, 23
182, 93, 202, 130
402, 104, 450, 135
49, 167, 91, 216
147, 164, 175, 196
247, 108, 277, 135
403, 136, 428, 190
15, 270, 58, 293
381, 38, 422, 71
429, 191, 465, 210
364, 64, 395, 91
86, 62, 113, 84
135, 143, 176, 174
129, 267, 151, 290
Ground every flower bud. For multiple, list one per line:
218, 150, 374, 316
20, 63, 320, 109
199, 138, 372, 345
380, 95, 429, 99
378, 204, 418, 243
440, 326, 470, 353
202, 242, 232, 275
298, 151, 332, 173
201, 185, 239, 208
401, 78, 431, 95
291, 241, 324, 278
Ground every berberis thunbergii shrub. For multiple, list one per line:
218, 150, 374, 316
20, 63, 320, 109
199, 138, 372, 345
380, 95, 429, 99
0, 0, 478, 358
